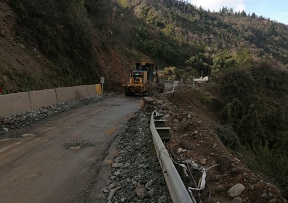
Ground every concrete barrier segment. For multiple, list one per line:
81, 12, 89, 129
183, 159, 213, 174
1, 84, 98, 118
29, 89, 57, 110
55, 87, 75, 104
73, 85, 89, 100
87, 85, 97, 96
0, 92, 31, 118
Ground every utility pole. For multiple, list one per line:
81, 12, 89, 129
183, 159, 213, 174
205, 37, 214, 77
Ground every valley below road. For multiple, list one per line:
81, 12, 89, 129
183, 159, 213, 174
0, 96, 139, 203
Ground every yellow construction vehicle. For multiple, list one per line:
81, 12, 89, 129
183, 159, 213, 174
123, 62, 164, 96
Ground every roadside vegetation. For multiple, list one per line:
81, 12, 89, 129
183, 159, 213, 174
213, 60, 288, 196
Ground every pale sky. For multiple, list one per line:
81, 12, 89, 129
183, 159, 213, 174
187, 0, 288, 25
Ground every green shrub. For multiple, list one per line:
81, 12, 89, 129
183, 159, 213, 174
242, 146, 288, 197
214, 124, 241, 151
214, 62, 288, 197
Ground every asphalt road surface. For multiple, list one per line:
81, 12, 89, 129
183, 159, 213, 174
0, 95, 139, 203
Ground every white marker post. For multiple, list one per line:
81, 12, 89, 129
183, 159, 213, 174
100, 77, 105, 93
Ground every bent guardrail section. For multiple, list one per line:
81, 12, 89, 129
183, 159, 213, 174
150, 111, 196, 203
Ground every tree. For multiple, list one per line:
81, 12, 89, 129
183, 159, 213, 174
240, 10, 247, 17
234, 48, 254, 67
185, 53, 209, 76
212, 51, 235, 71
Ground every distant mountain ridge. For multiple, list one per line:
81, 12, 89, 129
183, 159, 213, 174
112, 0, 288, 67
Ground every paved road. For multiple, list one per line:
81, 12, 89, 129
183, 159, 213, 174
0, 96, 139, 203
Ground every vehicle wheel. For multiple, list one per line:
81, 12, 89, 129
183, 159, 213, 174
158, 82, 165, 93
125, 87, 132, 96
148, 83, 155, 96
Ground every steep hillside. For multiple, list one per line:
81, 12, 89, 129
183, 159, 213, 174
0, 1, 57, 92
0, 0, 141, 93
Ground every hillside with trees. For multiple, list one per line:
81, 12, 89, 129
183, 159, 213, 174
112, 0, 288, 70
0, 0, 287, 198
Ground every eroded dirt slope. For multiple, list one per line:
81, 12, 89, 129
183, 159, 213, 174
0, 0, 141, 93
151, 89, 287, 203
0, 0, 57, 91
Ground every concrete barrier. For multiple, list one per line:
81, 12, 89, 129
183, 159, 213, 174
73, 85, 89, 100
0, 92, 31, 118
55, 87, 75, 104
0, 84, 98, 118
87, 85, 96, 96
29, 89, 57, 110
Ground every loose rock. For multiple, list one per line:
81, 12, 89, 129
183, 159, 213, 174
114, 170, 121, 176
217, 155, 232, 172
231, 167, 244, 177
231, 197, 243, 203
112, 163, 124, 168
268, 199, 277, 203
123, 163, 130, 168
158, 195, 168, 203
135, 185, 148, 199
200, 159, 207, 165
148, 188, 155, 197
173, 119, 179, 123
227, 183, 245, 197
261, 192, 268, 198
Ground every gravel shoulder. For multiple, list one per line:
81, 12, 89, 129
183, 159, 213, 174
90, 111, 172, 203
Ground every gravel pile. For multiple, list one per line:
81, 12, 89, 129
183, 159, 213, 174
0, 93, 116, 137
103, 111, 172, 203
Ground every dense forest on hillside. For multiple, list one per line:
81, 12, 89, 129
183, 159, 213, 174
1, 0, 288, 197
113, 0, 288, 69
214, 61, 288, 196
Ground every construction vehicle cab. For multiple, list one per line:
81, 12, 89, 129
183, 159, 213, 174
123, 62, 163, 96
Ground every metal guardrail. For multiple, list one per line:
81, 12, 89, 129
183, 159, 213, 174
150, 111, 196, 203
